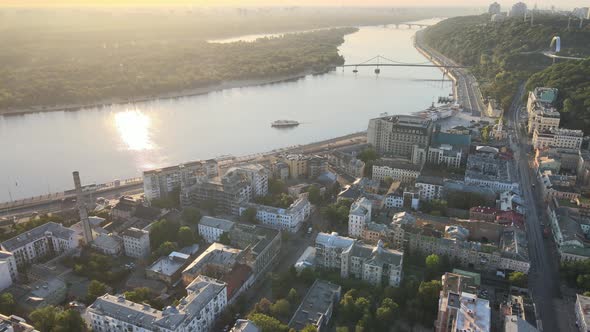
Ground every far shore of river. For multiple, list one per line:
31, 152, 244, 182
0, 68, 331, 117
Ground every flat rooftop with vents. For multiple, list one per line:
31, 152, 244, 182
288, 279, 341, 331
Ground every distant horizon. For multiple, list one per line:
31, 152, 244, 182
1, 0, 588, 10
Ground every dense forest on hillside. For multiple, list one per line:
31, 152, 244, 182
0, 27, 355, 110
423, 14, 590, 110
527, 59, 590, 132
0, 7, 472, 112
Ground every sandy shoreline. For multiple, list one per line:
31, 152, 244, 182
0, 69, 331, 117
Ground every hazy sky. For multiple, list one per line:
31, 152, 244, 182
2, 0, 588, 9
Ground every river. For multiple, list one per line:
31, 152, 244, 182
0, 18, 450, 202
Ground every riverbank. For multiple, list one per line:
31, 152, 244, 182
0, 68, 334, 117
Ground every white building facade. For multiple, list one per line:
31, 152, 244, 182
348, 197, 372, 238
122, 228, 151, 259
198, 216, 235, 243
240, 196, 311, 233
0, 251, 17, 291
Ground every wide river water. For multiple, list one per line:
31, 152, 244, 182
0, 18, 451, 202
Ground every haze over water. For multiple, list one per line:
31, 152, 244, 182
0, 18, 451, 202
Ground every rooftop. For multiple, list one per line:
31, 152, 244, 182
454, 292, 491, 332
121, 227, 149, 239
532, 87, 558, 105
182, 243, 242, 277
0, 314, 38, 332
147, 252, 190, 277
315, 232, 355, 249
1, 222, 74, 251
199, 216, 235, 232
578, 294, 590, 330
288, 279, 341, 331
373, 115, 432, 129
231, 319, 260, 332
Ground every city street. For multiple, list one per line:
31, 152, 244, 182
507, 84, 560, 332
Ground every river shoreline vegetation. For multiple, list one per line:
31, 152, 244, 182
422, 14, 590, 118
0, 7, 471, 113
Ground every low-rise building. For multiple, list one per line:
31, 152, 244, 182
122, 227, 151, 259
91, 233, 123, 256
87, 275, 227, 332
470, 206, 499, 222
348, 197, 372, 238
576, 293, 590, 332
0, 222, 77, 268
231, 319, 260, 332
288, 280, 341, 332
147, 251, 191, 285
198, 216, 235, 243
240, 196, 310, 233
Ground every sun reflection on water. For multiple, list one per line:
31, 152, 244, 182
114, 109, 154, 151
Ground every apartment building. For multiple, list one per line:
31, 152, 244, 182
412, 129, 471, 168
280, 155, 327, 179
372, 159, 421, 184
228, 224, 281, 277
198, 216, 235, 243
121, 227, 151, 259
348, 197, 372, 238
435, 272, 490, 332
87, 276, 227, 332
532, 128, 583, 150
225, 164, 269, 197
368, 115, 434, 158
181, 171, 252, 215
328, 151, 366, 178
1, 222, 76, 269
240, 196, 310, 233
143, 160, 219, 203
182, 243, 242, 286
415, 175, 445, 201
527, 88, 560, 135
0, 314, 38, 332
0, 251, 17, 291
315, 233, 404, 287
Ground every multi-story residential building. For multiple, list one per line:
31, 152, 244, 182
228, 224, 281, 277
415, 175, 445, 201
283, 154, 309, 179
87, 275, 227, 332
548, 206, 590, 262
532, 128, 584, 150
181, 170, 252, 215
182, 243, 242, 286
341, 240, 404, 287
240, 196, 310, 233
527, 88, 560, 135
288, 280, 341, 332
0, 251, 17, 290
272, 161, 290, 181
576, 294, 590, 332
372, 159, 421, 184
143, 160, 219, 204
328, 151, 366, 178
1, 222, 76, 269
361, 222, 390, 244
368, 115, 434, 158
384, 188, 404, 209
465, 152, 518, 193
111, 196, 139, 221
509, 2, 527, 17
389, 215, 530, 273
91, 233, 123, 256
315, 233, 403, 287
121, 227, 151, 259
225, 164, 269, 197
539, 171, 580, 201
412, 129, 471, 168
198, 216, 235, 243
348, 197, 372, 238
315, 232, 356, 270
0, 314, 38, 332
435, 272, 490, 332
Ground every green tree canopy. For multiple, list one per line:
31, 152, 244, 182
0, 293, 15, 315
181, 207, 201, 225
86, 280, 107, 304
248, 313, 289, 332
508, 271, 528, 288
241, 207, 258, 223
177, 226, 196, 247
